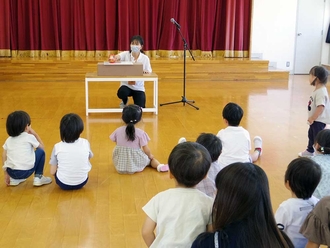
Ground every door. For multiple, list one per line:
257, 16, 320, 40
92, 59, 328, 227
294, 0, 325, 74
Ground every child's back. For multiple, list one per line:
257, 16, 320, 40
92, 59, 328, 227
143, 187, 213, 247
50, 113, 93, 190
217, 103, 262, 169
300, 196, 330, 246
194, 133, 222, 197
3, 110, 52, 187
275, 196, 319, 247
50, 138, 92, 185
310, 129, 330, 198
110, 105, 167, 174
275, 157, 322, 248
142, 142, 213, 247
110, 125, 150, 173
217, 126, 250, 167
312, 154, 330, 199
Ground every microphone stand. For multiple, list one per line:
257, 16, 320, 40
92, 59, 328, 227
160, 24, 199, 110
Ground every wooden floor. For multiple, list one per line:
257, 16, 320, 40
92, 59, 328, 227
0, 58, 319, 247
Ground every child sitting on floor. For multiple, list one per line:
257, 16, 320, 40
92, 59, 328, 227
50, 113, 93, 190
300, 196, 330, 247
142, 142, 214, 247
275, 157, 321, 248
217, 102, 262, 169
310, 129, 330, 198
178, 133, 222, 198
2, 110, 52, 187
110, 104, 168, 174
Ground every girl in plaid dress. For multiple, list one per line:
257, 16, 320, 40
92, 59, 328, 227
110, 104, 168, 174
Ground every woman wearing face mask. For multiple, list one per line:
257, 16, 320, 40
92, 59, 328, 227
114, 35, 152, 108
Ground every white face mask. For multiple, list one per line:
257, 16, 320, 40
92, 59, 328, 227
130, 45, 140, 53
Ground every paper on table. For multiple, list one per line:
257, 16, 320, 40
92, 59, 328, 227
103, 61, 134, 65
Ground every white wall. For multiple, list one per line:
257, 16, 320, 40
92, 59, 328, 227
321, 0, 330, 65
251, 0, 330, 71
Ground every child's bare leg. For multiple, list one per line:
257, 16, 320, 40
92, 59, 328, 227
251, 136, 262, 162
150, 158, 160, 169
251, 150, 261, 162
149, 158, 169, 172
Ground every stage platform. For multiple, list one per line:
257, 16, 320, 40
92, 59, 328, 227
0, 57, 289, 82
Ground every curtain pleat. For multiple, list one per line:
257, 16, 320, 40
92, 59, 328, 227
0, 0, 251, 58
0, 0, 11, 56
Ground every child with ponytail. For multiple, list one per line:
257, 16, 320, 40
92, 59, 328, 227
109, 104, 168, 174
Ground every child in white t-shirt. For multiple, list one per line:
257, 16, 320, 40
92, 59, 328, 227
275, 157, 322, 248
217, 102, 262, 169
50, 113, 93, 190
110, 104, 168, 174
142, 142, 213, 248
2, 110, 52, 186
298, 66, 330, 157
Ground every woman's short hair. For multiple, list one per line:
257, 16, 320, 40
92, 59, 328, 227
6, 110, 31, 137
60, 113, 84, 143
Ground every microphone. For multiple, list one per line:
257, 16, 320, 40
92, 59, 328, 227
170, 18, 181, 29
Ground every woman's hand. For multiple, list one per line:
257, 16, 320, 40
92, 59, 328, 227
109, 54, 120, 63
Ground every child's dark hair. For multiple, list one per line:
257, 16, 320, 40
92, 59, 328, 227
196, 133, 222, 162
208, 162, 293, 247
6, 110, 31, 137
168, 142, 211, 187
60, 113, 84, 143
130, 35, 145, 54
122, 104, 142, 141
310, 66, 328, 85
285, 157, 321, 199
222, 102, 243, 126
314, 129, 330, 154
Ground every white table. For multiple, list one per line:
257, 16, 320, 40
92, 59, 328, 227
85, 72, 158, 116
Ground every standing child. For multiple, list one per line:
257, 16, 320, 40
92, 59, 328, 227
300, 196, 330, 248
217, 102, 262, 169
142, 142, 214, 248
113, 35, 152, 108
50, 113, 93, 190
110, 104, 168, 174
310, 129, 330, 198
299, 65, 330, 157
2, 111, 52, 186
275, 157, 322, 248
178, 133, 222, 198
